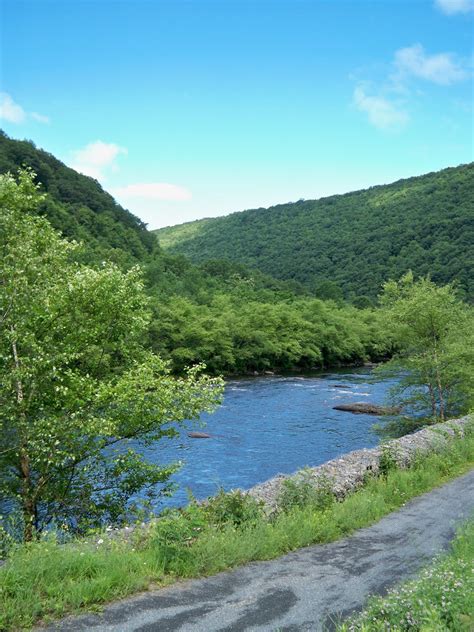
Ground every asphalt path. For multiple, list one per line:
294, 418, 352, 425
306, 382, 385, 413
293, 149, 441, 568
43, 469, 474, 632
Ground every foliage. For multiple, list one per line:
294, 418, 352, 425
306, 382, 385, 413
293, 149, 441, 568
278, 470, 335, 512
0, 132, 395, 377
1, 422, 472, 630
378, 273, 474, 421
373, 415, 434, 440
149, 491, 263, 567
0, 131, 155, 266
339, 518, 474, 631
0, 170, 223, 540
148, 292, 392, 375
154, 217, 214, 250
378, 443, 400, 476
155, 163, 474, 301
203, 489, 264, 528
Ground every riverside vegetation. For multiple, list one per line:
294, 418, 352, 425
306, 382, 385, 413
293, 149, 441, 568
0, 134, 473, 629
0, 419, 473, 630
1, 166, 473, 542
0, 132, 394, 376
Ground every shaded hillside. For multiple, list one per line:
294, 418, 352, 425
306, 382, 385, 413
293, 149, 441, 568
0, 131, 155, 265
155, 164, 474, 301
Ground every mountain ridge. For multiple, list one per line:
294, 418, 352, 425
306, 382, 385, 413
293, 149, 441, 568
155, 163, 474, 301
0, 131, 155, 266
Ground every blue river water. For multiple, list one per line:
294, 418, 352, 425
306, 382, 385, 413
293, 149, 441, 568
136, 368, 396, 509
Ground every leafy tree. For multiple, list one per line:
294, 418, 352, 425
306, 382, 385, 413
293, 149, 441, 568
379, 272, 474, 421
0, 170, 223, 540
313, 280, 344, 303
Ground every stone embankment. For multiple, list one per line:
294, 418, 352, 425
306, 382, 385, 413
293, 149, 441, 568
246, 415, 472, 511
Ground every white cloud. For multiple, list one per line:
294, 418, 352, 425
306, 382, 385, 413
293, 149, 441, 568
112, 182, 192, 202
71, 140, 127, 180
353, 85, 409, 130
0, 93, 50, 125
0, 93, 26, 123
394, 44, 468, 85
435, 0, 474, 14
30, 112, 50, 124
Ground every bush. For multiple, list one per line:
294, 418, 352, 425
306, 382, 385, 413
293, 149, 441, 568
278, 470, 335, 512
378, 444, 400, 476
203, 489, 264, 529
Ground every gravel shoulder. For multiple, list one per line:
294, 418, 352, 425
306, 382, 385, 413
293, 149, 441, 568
42, 468, 474, 632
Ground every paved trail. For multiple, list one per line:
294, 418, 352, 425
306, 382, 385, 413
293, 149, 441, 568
44, 470, 474, 632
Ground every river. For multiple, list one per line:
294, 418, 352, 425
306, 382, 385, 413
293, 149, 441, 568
137, 367, 396, 509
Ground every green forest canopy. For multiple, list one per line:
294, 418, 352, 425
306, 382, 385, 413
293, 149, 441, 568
1, 131, 469, 377
0, 131, 155, 266
155, 163, 474, 302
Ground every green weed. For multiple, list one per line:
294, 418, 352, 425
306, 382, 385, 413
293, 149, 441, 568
278, 470, 335, 512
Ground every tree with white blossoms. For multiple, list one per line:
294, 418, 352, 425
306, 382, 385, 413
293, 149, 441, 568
0, 170, 223, 541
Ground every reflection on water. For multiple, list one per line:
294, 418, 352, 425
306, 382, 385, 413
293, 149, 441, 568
134, 368, 396, 509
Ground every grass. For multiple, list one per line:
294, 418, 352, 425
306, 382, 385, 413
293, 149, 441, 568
1, 425, 473, 630
338, 518, 474, 631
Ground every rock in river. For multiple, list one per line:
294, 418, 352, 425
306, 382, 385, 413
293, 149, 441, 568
187, 431, 212, 439
333, 402, 400, 415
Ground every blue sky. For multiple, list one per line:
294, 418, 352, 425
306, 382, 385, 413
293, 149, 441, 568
1, 0, 472, 228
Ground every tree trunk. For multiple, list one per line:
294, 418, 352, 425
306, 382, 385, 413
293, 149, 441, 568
20, 448, 35, 541
431, 331, 445, 422
436, 370, 445, 421
11, 331, 35, 541
428, 382, 437, 418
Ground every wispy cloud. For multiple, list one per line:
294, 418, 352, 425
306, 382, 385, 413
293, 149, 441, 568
352, 41, 470, 130
434, 0, 474, 14
0, 93, 26, 123
394, 44, 469, 85
112, 182, 192, 202
30, 111, 50, 124
111, 182, 193, 229
0, 92, 49, 124
353, 85, 409, 130
70, 140, 127, 180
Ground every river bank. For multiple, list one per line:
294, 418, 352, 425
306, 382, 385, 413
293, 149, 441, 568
133, 367, 396, 510
247, 415, 473, 511
2, 417, 473, 631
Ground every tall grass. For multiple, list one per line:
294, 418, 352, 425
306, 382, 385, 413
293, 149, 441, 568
1, 427, 473, 630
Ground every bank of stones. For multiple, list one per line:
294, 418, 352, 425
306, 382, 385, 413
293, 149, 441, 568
64, 415, 474, 549
245, 415, 472, 512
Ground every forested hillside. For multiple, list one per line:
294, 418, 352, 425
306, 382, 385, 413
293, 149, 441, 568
0, 132, 393, 374
0, 131, 155, 265
155, 164, 474, 301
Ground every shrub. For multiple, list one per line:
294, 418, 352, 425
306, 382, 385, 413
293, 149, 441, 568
378, 444, 400, 476
278, 470, 335, 512
203, 489, 264, 529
